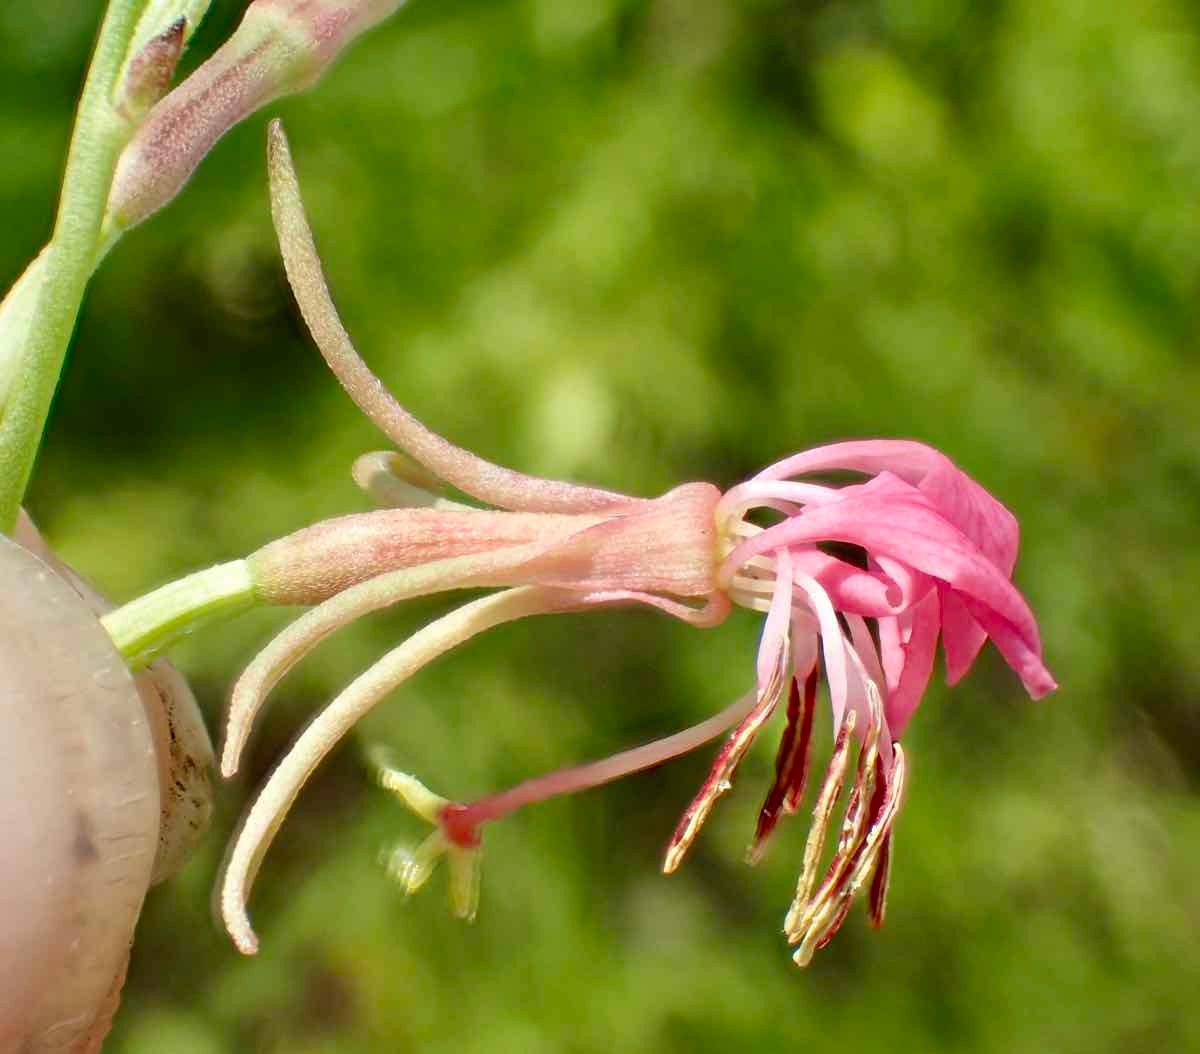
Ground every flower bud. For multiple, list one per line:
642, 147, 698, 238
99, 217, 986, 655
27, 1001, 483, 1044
113, 17, 188, 123
126, 0, 212, 56
105, 0, 405, 231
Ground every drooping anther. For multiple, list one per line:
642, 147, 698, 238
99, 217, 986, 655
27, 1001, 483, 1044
749, 669, 817, 864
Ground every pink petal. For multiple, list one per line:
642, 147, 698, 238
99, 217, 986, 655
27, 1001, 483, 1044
877, 591, 940, 734
727, 475, 1049, 699
789, 550, 909, 618
963, 598, 1057, 699
753, 439, 1019, 574
938, 586, 987, 684
918, 457, 1018, 576
798, 550, 937, 623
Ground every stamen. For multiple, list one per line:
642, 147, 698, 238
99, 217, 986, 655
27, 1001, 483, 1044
374, 760, 448, 823
662, 682, 783, 874
382, 829, 448, 894
372, 762, 483, 919
782, 709, 856, 937
788, 745, 906, 965
664, 559, 793, 874
783, 669, 819, 813
748, 668, 816, 862
715, 479, 845, 531
844, 613, 887, 700
868, 828, 893, 928
835, 681, 883, 859
791, 573, 853, 729
813, 899, 853, 954
447, 843, 482, 921
785, 687, 882, 944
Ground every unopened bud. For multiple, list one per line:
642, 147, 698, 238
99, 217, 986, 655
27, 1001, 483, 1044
105, 0, 405, 232
127, 0, 211, 56
114, 17, 187, 122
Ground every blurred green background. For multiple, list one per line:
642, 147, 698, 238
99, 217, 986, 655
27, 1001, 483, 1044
4, 0, 1200, 1050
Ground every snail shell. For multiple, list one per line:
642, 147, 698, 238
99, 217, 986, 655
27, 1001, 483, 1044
0, 525, 213, 1052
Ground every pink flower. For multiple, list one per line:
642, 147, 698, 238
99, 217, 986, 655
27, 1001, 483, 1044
669, 442, 1056, 962
218, 122, 1056, 965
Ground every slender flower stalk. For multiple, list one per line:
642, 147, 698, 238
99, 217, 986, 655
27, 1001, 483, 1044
0, 0, 406, 531
0, 0, 150, 532
195, 123, 1057, 963
0, 1, 210, 421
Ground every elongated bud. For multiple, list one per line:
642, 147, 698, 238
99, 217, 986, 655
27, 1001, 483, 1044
105, 0, 406, 232
127, 0, 212, 56
114, 17, 188, 122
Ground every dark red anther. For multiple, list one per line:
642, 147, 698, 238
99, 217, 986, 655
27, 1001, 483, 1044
814, 898, 854, 951
868, 828, 892, 928
750, 670, 817, 858
784, 669, 818, 813
866, 755, 888, 832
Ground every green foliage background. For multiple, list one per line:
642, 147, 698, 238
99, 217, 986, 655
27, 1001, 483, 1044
4, 0, 1200, 1050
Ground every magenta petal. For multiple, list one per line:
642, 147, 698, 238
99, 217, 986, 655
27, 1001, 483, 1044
871, 554, 932, 612
879, 592, 940, 734
963, 598, 1058, 699
938, 586, 987, 684
789, 549, 909, 617
918, 457, 1018, 576
877, 611, 905, 696
753, 439, 1019, 575
754, 439, 948, 484
727, 477, 1049, 698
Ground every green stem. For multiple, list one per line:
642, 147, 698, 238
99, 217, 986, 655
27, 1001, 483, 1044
101, 558, 258, 668
0, 0, 150, 533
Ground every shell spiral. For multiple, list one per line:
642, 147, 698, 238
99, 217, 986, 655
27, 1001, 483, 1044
0, 533, 159, 1052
